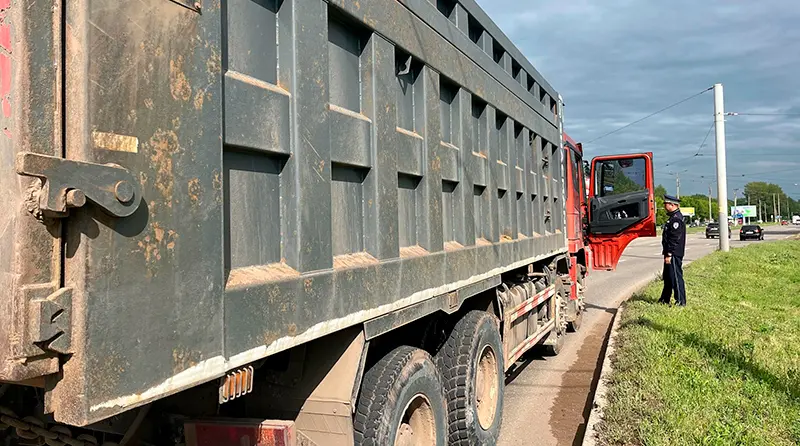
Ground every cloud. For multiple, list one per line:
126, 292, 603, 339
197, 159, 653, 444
475, 0, 800, 197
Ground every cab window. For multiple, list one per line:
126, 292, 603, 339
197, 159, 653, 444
595, 158, 647, 197
570, 150, 582, 200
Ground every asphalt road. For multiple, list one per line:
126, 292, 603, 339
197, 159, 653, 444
497, 224, 800, 446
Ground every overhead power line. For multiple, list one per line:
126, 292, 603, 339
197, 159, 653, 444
664, 122, 715, 167
586, 86, 713, 144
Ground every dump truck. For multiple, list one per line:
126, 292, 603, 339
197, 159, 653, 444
0, 0, 657, 444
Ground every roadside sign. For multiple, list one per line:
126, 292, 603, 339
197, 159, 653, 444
680, 206, 695, 217
730, 205, 757, 218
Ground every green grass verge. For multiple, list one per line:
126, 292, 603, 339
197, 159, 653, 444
598, 241, 800, 446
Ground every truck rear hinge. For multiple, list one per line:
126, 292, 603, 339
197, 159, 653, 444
21, 285, 73, 356
16, 152, 142, 219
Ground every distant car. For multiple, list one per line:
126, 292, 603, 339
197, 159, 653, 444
739, 225, 764, 241
705, 222, 730, 239
781, 220, 789, 226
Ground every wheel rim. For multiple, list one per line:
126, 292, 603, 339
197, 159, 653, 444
555, 292, 567, 336
395, 393, 436, 446
475, 345, 500, 430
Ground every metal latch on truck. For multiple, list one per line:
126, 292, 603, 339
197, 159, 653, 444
16, 152, 142, 219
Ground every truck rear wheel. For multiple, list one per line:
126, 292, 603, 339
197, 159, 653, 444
568, 267, 586, 333
435, 311, 504, 445
354, 346, 448, 446
544, 280, 567, 356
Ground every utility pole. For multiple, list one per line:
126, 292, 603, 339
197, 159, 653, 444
714, 83, 730, 251
676, 173, 680, 199
747, 194, 750, 224
733, 188, 739, 225
708, 185, 713, 223
778, 194, 781, 221
773, 193, 777, 222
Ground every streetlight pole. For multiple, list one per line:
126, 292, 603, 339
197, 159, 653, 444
733, 188, 739, 225
773, 193, 777, 222
747, 194, 750, 224
714, 84, 730, 251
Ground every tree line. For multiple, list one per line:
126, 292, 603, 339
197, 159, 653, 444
653, 182, 796, 226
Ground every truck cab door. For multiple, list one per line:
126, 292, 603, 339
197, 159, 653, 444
587, 153, 656, 270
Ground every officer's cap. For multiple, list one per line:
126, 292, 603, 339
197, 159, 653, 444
664, 194, 681, 205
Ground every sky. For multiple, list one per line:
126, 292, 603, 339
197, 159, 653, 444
474, 0, 800, 198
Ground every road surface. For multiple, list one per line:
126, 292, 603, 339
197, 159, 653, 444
497, 224, 800, 446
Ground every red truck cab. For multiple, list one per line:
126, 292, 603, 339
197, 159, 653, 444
561, 133, 657, 329
564, 134, 656, 271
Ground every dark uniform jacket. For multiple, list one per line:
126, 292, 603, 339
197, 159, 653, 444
662, 210, 686, 258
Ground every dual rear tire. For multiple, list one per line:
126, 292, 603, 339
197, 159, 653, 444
354, 311, 505, 446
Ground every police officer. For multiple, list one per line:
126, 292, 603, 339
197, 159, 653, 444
659, 195, 687, 306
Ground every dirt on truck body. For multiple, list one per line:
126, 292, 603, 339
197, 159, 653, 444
0, 0, 655, 445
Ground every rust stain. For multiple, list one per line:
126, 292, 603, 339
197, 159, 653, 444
287, 324, 298, 336
444, 241, 465, 252
212, 170, 223, 204
173, 348, 200, 375
262, 331, 281, 346
333, 252, 379, 270
148, 129, 180, 205
476, 238, 493, 247
193, 89, 204, 110
188, 178, 202, 205
167, 230, 177, 251
226, 263, 300, 289
154, 225, 165, 243
169, 56, 192, 102
400, 246, 428, 258
137, 223, 179, 273
207, 46, 221, 80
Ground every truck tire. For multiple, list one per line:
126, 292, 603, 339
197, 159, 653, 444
544, 280, 567, 356
568, 267, 586, 333
567, 303, 583, 333
354, 346, 448, 446
435, 311, 504, 445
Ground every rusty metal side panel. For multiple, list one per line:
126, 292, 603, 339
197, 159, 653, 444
0, 0, 63, 381
37, 0, 567, 427
48, 0, 224, 425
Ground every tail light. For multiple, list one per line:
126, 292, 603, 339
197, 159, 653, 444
184, 420, 296, 446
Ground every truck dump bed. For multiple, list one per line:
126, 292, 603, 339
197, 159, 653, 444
0, 0, 566, 425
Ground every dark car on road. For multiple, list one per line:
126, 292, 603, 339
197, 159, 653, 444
739, 225, 764, 241
705, 222, 730, 239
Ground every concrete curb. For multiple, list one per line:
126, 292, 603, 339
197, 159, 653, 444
580, 303, 626, 446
